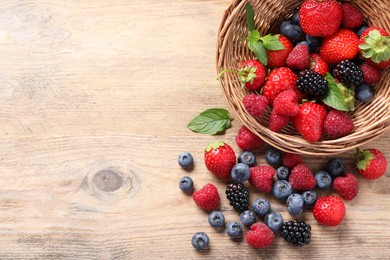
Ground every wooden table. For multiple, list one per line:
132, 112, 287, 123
0, 0, 388, 258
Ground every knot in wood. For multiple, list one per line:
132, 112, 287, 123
93, 170, 123, 192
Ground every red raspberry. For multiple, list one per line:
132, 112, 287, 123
273, 90, 300, 117
192, 183, 220, 212
243, 94, 269, 117
269, 109, 290, 132
360, 62, 382, 85
323, 110, 354, 139
333, 173, 359, 200
289, 164, 316, 191
313, 196, 346, 226
341, 3, 364, 29
249, 166, 275, 193
286, 43, 310, 70
246, 223, 275, 248
282, 153, 303, 169
236, 125, 263, 151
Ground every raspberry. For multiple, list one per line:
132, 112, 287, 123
282, 153, 302, 169
333, 173, 359, 200
323, 110, 354, 138
286, 42, 310, 70
341, 3, 364, 29
236, 125, 263, 151
360, 62, 382, 85
273, 90, 300, 117
246, 223, 275, 248
269, 109, 290, 132
243, 94, 269, 117
249, 166, 275, 193
192, 183, 220, 212
289, 164, 316, 191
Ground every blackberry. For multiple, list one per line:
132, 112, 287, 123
281, 220, 311, 246
296, 70, 328, 97
333, 60, 363, 87
225, 183, 249, 212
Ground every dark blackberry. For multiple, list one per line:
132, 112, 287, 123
333, 60, 363, 87
281, 220, 311, 246
225, 183, 249, 212
296, 70, 328, 97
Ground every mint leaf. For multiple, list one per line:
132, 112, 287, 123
248, 41, 267, 65
247, 30, 261, 43
322, 73, 350, 111
261, 34, 285, 50
245, 3, 256, 32
187, 108, 232, 135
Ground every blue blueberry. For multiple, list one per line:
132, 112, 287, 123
276, 166, 290, 180
314, 170, 332, 189
264, 212, 284, 233
178, 152, 194, 169
179, 176, 194, 192
300, 41, 310, 47
280, 21, 305, 43
356, 24, 369, 37
286, 193, 304, 216
191, 232, 209, 250
252, 198, 271, 217
226, 222, 242, 238
293, 9, 300, 25
355, 84, 374, 103
240, 210, 257, 227
272, 180, 293, 201
208, 211, 225, 228
238, 151, 256, 167
231, 163, 250, 183
265, 147, 283, 168
302, 190, 318, 207
305, 34, 322, 53
326, 158, 346, 178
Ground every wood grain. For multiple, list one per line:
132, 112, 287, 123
0, 0, 388, 259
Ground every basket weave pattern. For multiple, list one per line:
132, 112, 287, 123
217, 0, 390, 155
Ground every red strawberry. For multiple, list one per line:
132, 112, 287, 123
243, 94, 269, 117
286, 43, 310, 70
320, 29, 359, 64
289, 164, 316, 191
292, 102, 327, 142
192, 183, 220, 211
236, 125, 263, 151
359, 26, 390, 69
282, 153, 302, 169
249, 166, 275, 193
262, 67, 299, 104
267, 35, 294, 69
204, 141, 236, 180
333, 173, 359, 200
299, 0, 343, 37
355, 148, 387, 180
341, 3, 364, 29
269, 109, 290, 132
273, 90, 300, 117
359, 62, 382, 85
309, 54, 329, 76
246, 223, 275, 248
313, 195, 346, 226
323, 110, 354, 139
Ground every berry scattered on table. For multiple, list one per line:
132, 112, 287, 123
265, 147, 284, 168
240, 210, 257, 227
281, 220, 311, 246
313, 195, 346, 226
355, 148, 387, 180
204, 141, 236, 181
272, 180, 293, 201
179, 176, 194, 192
326, 158, 346, 178
314, 170, 333, 189
178, 152, 194, 169
192, 183, 220, 212
286, 193, 304, 216
333, 173, 359, 200
238, 151, 256, 166
226, 183, 250, 212
226, 221, 243, 238
302, 190, 318, 207
191, 232, 209, 250
264, 212, 284, 233
249, 166, 275, 193
282, 153, 302, 169
276, 166, 290, 180
252, 198, 271, 217
208, 211, 225, 228
246, 223, 275, 248
231, 163, 250, 183
289, 164, 316, 191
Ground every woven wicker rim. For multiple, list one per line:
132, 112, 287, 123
216, 0, 390, 155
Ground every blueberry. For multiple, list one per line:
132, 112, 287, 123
355, 84, 374, 103
326, 158, 346, 178
264, 212, 284, 233
272, 180, 293, 201
226, 222, 242, 238
314, 170, 332, 189
240, 210, 257, 227
231, 163, 250, 183
300, 41, 310, 47
208, 211, 225, 228
356, 24, 369, 37
265, 147, 283, 168
305, 34, 322, 53
286, 193, 304, 216
292, 9, 300, 25
238, 151, 256, 167
179, 176, 194, 192
252, 198, 271, 217
178, 152, 194, 169
280, 21, 305, 43
191, 232, 209, 250
276, 166, 290, 180
302, 190, 318, 207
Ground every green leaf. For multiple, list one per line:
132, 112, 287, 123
358, 43, 371, 50
260, 34, 285, 50
248, 41, 267, 65
247, 30, 261, 43
322, 73, 350, 111
187, 108, 232, 135
245, 3, 256, 32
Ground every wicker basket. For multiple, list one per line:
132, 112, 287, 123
216, 0, 390, 155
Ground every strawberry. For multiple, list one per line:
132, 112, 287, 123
236, 125, 263, 151
243, 94, 269, 117
262, 67, 299, 104
313, 195, 346, 226
359, 62, 382, 85
355, 148, 387, 180
192, 183, 220, 212
299, 0, 343, 37
249, 166, 275, 193
359, 26, 390, 69
289, 164, 316, 191
204, 141, 236, 181
333, 173, 359, 201
282, 153, 302, 169
246, 223, 275, 248
323, 110, 354, 139
286, 42, 310, 70
341, 3, 364, 29
273, 90, 300, 117
309, 53, 329, 76
269, 109, 290, 132
320, 29, 360, 64
267, 35, 293, 69
291, 102, 327, 142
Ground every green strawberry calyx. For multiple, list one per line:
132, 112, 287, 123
359, 30, 390, 63
217, 66, 257, 88
206, 141, 225, 152
355, 148, 375, 170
